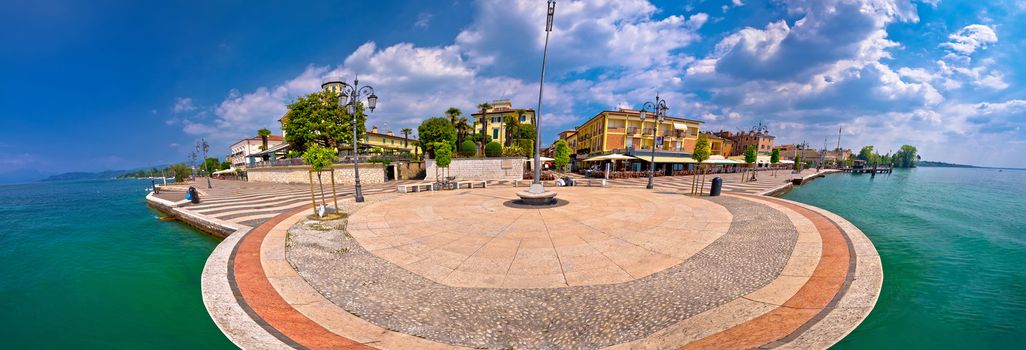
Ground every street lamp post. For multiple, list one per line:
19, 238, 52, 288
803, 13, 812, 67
528, 0, 556, 194
337, 77, 379, 203
639, 95, 668, 190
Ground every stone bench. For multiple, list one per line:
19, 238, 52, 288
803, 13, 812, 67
456, 180, 487, 189
513, 179, 556, 187
574, 178, 606, 187
398, 182, 435, 193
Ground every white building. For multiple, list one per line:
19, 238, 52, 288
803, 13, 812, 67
228, 135, 284, 167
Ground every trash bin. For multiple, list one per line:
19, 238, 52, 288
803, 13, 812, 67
710, 177, 722, 197
188, 186, 201, 204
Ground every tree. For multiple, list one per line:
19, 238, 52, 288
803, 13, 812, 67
257, 128, 272, 160
503, 144, 527, 157
794, 155, 802, 171
503, 114, 522, 146
476, 102, 492, 140
857, 146, 876, 163
770, 148, 781, 176
743, 145, 757, 182
459, 140, 477, 157
433, 141, 453, 183
401, 128, 413, 148
893, 144, 918, 168
691, 134, 711, 194
517, 138, 535, 158
302, 145, 338, 216
283, 91, 365, 155
485, 141, 503, 157
219, 161, 231, 170
553, 140, 570, 174
455, 116, 471, 148
168, 163, 192, 183
202, 157, 220, 174
417, 117, 457, 158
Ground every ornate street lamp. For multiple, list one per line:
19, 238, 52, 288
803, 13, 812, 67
337, 77, 378, 203
639, 94, 668, 189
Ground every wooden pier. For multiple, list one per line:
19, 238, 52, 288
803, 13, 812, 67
841, 167, 892, 174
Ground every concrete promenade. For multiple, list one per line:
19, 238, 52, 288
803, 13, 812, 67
148, 170, 879, 349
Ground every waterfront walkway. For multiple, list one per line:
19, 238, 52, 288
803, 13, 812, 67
148, 169, 878, 349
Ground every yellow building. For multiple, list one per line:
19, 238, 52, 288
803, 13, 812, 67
362, 126, 419, 155
573, 109, 702, 155
471, 99, 536, 146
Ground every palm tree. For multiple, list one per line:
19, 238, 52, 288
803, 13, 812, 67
401, 128, 412, 148
455, 116, 471, 148
503, 115, 521, 147
477, 102, 492, 142
445, 107, 462, 124
257, 128, 272, 161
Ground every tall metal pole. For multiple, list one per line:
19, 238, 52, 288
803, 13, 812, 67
351, 78, 365, 202
530, 1, 555, 194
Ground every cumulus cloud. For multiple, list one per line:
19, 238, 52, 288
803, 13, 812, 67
180, 0, 1025, 167
941, 24, 997, 56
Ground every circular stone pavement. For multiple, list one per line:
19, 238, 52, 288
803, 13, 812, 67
205, 187, 883, 350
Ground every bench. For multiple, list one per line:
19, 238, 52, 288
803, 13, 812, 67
397, 182, 435, 193
513, 179, 556, 187
456, 180, 487, 189
575, 178, 606, 187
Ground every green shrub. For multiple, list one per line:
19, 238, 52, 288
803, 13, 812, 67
434, 142, 452, 168
516, 139, 534, 158
503, 144, 526, 157
485, 141, 503, 157
459, 140, 477, 157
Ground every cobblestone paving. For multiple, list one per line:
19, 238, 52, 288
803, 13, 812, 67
286, 196, 798, 349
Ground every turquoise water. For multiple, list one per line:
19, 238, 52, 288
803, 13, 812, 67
0, 179, 234, 349
783, 167, 1026, 348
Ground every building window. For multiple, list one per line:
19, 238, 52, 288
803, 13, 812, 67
492, 128, 499, 139
520, 115, 527, 122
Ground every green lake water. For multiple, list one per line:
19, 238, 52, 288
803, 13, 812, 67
0, 179, 234, 349
783, 167, 1026, 348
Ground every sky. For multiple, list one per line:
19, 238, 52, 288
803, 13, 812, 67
2, 0, 1024, 179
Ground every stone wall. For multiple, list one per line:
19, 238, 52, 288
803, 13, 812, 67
396, 162, 426, 180
425, 157, 526, 181
246, 164, 387, 185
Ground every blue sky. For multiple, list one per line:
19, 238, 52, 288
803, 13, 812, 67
2, 0, 1024, 178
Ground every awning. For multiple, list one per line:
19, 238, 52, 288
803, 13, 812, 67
638, 156, 697, 163
212, 168, 237, 175
672, 122, 688, 130
526, 156, 555, 162
250, 142, 289, 156
779, 160, 795, 164
705, 159, 744, 164
583, 154, 637, 162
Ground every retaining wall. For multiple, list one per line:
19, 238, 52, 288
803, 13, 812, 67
246, 164, 387, 185
425, 157, 526, 181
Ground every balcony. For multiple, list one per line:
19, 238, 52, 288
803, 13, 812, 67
626, 127, 640, 135
607, 127, 626, 133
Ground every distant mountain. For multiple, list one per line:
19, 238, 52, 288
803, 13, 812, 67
42, 170, 131, 182
0, 168, 48, 184
917, 161, 978, 168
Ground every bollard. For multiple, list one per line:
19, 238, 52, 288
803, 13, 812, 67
709, 177, 723, 197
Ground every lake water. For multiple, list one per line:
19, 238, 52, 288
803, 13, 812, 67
783, 167, 1026, 348
0, 179, 233, 349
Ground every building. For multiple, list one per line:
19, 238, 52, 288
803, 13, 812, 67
571, 109, 703, 172
700, 131, 736, 157
471, 99, 536, 146
711, 124, 775, 156
229, 135, 284, 167
361, 126, 419, 156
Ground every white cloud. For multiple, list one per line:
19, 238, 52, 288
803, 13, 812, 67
414, 12, 432, 29
941, 24, 997, 56
173, 97, 196, 113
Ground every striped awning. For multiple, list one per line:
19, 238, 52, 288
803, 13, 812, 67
672, 122, 689, 130
638, 156, 697, 163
